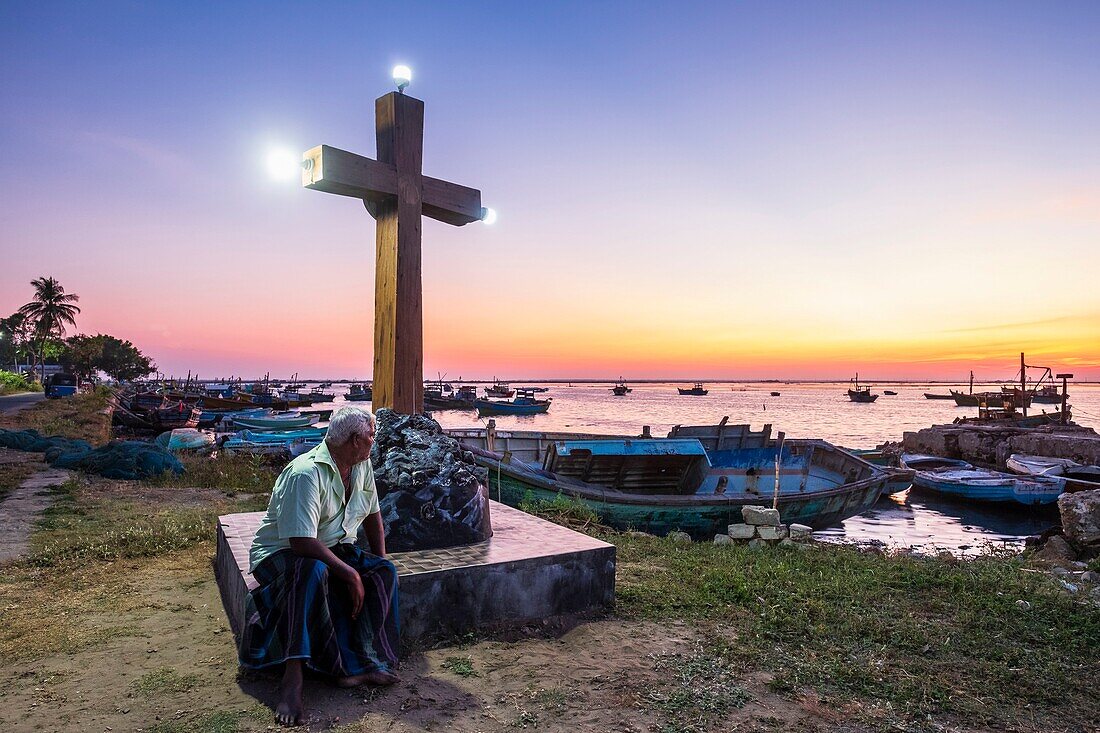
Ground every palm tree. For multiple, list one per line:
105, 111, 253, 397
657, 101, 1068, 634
18, 277, 81, 382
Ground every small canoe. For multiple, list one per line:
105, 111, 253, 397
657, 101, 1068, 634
899, 454, 972, 471
239, 427, 327, 443
1006, 454, 1079, 477
231, 414, 320, 431
912, 468, 1064, 506
883, 390, 898, 396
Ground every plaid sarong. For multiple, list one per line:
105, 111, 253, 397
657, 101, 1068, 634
239, 544, 399, 676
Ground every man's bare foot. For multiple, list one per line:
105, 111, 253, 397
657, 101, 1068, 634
335, 668, 401, 688
276, 660, 305, 726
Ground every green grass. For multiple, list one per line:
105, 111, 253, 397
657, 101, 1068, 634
132, 666, 200, 694
608, 532, 1100, 731
0, 388, 110, 442
152, 452, 282, 492
441, 655, 479, 677
519, 490, 603, 529
644, 640, 751, 733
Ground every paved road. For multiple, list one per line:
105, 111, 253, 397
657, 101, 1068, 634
0, 391, 45, 415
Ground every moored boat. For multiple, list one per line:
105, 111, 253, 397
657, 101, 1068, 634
345, 383, 373, 401
924, 393, 954, 400
911, 468, 1064, 506
475, 388, 551, 416
230, 413, 320, 431
847, 374, 878, 403
485, 378, 514, 398
1007, 454, 1100, 492
611, 378, 631, 396
883, 390, 898, 396
678, 383, 708, 396
455, 422, 887, 537
899, 453, 973, 471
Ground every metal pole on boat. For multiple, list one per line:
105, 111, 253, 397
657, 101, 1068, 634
1057, 373, 1073, 424
772, 431, 786, 511
1020, 353, 1028, 418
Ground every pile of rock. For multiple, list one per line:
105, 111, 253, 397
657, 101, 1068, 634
712, 505, 815, 548
367, 409, 492, 552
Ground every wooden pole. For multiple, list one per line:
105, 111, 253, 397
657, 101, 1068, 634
1020, 352, 1027, 417
372, 92, 425, 415
772, 431, 786, 511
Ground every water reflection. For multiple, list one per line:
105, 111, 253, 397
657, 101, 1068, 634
816, 488, 1059, 554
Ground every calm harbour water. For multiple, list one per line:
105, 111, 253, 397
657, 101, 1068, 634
313, 381, 1100, 554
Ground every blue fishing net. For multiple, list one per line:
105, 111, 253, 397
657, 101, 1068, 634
0, 429, 183, 480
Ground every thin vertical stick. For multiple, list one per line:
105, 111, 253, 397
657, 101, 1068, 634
772, 431, 786, 511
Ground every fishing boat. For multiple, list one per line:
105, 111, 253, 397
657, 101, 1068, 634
425, 383, 477, 410
1007, 454, 1100, 492
911, 468, 1064, 506
611, 378, 631, 396
883, 390, 898, 396
345, 383, 373, 402
1031, 384, 1063, 404
238, 427, 327, 443
307, 385, 335, 403
769, 391, 781, 397
475, 388, 551, 416
847, 374, 878, 403
154, 428, 215, 453
454, 421, 887, 537
230, 413, 320, 431
678, 383, 708, 396
485, 379, 514, 398
899, 454, 973, 471
923, 393, 954, 400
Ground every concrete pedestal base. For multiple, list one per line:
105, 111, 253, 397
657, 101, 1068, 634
215, 501, 616, 650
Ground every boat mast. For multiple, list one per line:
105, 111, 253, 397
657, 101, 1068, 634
1020, 352, 1027, 417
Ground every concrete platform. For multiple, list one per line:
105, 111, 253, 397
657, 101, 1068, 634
215, 501, 616, 650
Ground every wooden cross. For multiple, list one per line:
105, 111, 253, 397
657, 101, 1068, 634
302, 90, 483, 414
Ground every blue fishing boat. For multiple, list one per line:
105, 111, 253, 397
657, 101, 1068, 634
230, 413, 320, 431
911, 468, 1064, 506
848, 448, 915, 495
899, 454, 973, 471
475, 389, 550, 416
239, 427, 327, 443
455, 422, 887, 537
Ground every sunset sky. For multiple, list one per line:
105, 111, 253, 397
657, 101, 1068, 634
2, 2, 1098, 381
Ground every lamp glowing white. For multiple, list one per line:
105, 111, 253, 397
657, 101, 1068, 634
393, 65, 412, 92
480, 207, 497, 225
266, 148, 302, 182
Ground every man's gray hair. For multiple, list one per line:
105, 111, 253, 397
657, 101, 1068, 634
325, 406, 376, 446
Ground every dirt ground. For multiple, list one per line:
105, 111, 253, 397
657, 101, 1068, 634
0, 538, 840, 733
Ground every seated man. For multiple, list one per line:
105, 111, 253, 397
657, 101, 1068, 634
240, 406, 399, 726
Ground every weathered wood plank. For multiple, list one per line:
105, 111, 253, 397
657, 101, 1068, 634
373, 92, 424, 414
303, 145, 481, 225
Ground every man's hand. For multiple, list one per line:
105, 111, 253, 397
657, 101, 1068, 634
338, 563, 365, 619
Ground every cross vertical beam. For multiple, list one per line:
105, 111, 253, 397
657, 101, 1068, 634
373, 92, 425, 414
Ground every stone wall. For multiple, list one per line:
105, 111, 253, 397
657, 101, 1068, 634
901, 424, 1100, 469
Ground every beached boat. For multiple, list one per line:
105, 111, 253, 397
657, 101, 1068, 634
899, 454, 973, 471
345, 383, 373, 402
911, 468, 1064, 506
238, 427, 327, 443
230, 413, 320, 431
847, 374, 878, 403
1007, 454, 1100, 492
154, 428, 215, 453
456, 422, 887, 537
475, 388, 551, 416
678, 383, 708, 396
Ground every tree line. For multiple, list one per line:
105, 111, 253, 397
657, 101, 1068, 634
1, 277, 156, 383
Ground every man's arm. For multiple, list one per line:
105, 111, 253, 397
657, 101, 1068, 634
360, 511, 387, 557
288, 537, 365, 619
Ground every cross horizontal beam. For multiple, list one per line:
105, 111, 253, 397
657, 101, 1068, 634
302, 144, 482, 226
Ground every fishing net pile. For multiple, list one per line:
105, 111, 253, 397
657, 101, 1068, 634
0, 428, 183, 480
367, 409, 491, 552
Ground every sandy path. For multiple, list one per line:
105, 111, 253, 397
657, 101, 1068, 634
0, 449, 69, 563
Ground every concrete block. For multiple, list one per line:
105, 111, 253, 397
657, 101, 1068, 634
726, 523, 756, 539
757, 525, 787, 541
215, 502, 616, 651
742, 506, 780, 526
788, 523, 814, 541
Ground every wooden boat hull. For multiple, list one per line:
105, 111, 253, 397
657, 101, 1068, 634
474, 399, 550, 416
344, 393, 372, 402
478, 456, 885, 537
231, 415, 320, 431
847, 390, 878, 403
912, 470, 1063, 506
924, 393, 954, 400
